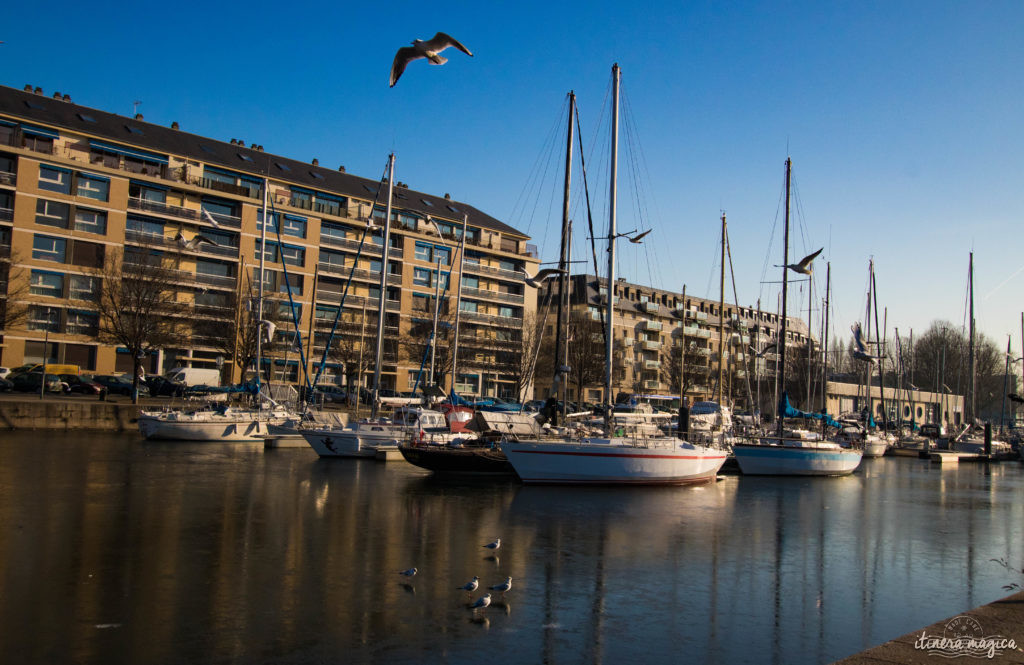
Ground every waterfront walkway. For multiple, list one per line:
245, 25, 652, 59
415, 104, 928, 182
833, 590, 1024, 663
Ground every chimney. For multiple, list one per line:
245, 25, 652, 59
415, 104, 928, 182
24, 84, 32, 92
52, 91, 62, 99
444, 193, 451, 200
62, 94, 71, 102
237, 140, 245, 147
171, 121, 179, 129
34, 87, 43, 94
312, 158, 319, 166
338, 165, 346, 172
230, 139, 237, 144
134, 113, 143, 120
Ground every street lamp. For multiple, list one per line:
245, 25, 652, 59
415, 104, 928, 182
39, 307, 56, 401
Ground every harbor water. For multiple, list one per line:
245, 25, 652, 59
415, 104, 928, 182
1, 431, 1022, 664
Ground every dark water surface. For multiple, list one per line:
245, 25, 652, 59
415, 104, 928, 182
1, 432, 1022, 664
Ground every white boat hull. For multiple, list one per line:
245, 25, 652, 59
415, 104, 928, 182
138, 413, 284, 442
301, 427, 404, 458
952, 438, 1013, 455
732, 440, 863, 476
862, 439, 889, 458
502, 437, 727, 485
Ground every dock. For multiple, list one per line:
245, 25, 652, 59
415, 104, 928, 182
831, 590, 1024, 663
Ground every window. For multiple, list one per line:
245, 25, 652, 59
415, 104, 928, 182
71, 241, 104, 268
32, 234, 66, 262
202, 198, 237, 219
315, 305, 338, 320
413, 268, 432, 286
462, 275, 479, 289
27, 306, 60, 332
412, 294, 433, 312
460, 300, 478, 313
415, 242, 433, 262
319, 248, 346, 268
280, 244, 304, 267
36, 199, 70, 228
127, 215, 165, 237
498, 258, 517, 272
321, 222, 348, 240
289, 189, 312, 209
277, 273, 304, 295
203, 229, 238, 248
38, 165, 71, 194
129, 182, 167, 203
499, 306, 516, 318
435, 246, 451, 266
256, 211, 279, 233
69, 275, 99, 301
369, 258, 383, 274
76, 173, 110, 201
255, 242, 278, 262
66, 310, 99, 336
30, 270, 64, 297
0, 153, 15, 175
283, 215, 307, 238
74, 208, 107, 234
314, 193, 344, 216
196, 258, 234, 277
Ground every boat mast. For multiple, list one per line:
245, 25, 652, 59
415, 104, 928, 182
603, 64, 620, 424
679, 284, 687, 404
776, 157, 792, 438
871, 265, 887, 429
450, 214, 468, 396
717, 213, 725, 406
370, 153, 395, 419
821, 262, 830, 414
968, 252, 975, 424
257, 178, 268, 392
554, 92, 575, 412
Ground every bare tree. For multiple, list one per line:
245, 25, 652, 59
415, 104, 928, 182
662, 339, 711, 402
565, 311, 605, 403
510, 310, 546, 403
0, 249, 30, 339
94, 245, 189, 402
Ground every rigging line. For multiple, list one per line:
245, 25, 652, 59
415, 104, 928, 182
507, 95, 569, 241
266, 194, 312, 394
309, 157, 391, 392
621, 92, 657, 290
757, 169, 787, 305
726, 224, 755, 410
574, 105, 604, 346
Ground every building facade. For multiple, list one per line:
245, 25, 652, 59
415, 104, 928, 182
0, 84, 538, 397
537, 274, 813, 408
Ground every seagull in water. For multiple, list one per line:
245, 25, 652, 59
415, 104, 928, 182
489, 577, 512, 595
483, 538, 501, 551
390, 32, 473, 87
776, 247, 823, 275
517, 267, 565, 289
470, 593, 491, 612
457, 576, 479, 593
175, 230, 219, 250
398, 567, 418, 578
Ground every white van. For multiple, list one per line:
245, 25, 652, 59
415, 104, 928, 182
164, 367, 221, 387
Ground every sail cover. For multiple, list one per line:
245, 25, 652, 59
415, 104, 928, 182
778, 392, 840, 428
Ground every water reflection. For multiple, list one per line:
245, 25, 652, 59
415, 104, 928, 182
0, 434, 1022, 664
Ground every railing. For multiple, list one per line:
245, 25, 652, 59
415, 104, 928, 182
459, 310, 523, 328
192, 176, 260, 199
642, 380, 661, 390
462, 261, 522, 281
641, 340, 661, 351
461, 286, 524, 304
320, 234, 385, 256
640, 320, 663, 331
128, 197, 242, 229
644, 360, 661, 370
0, 171, 15, 186
194, 303, 234, 318
194, 273, 238, 289
0, 207, 12, 222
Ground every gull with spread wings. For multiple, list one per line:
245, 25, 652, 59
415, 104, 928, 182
390, 32, 473, 87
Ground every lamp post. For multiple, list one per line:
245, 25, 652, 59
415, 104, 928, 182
39, 309, 52, 401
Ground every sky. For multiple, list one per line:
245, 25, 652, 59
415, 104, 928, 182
2, 0, 1022, 355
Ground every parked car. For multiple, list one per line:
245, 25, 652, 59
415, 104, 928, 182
10, 372, 63, 393
145, 375, 186, 397
0, 367, 10, 380
0, 376, 13, 392
60, 374, 104, 395
90, 374, 150, 397
312, 385, 347, 403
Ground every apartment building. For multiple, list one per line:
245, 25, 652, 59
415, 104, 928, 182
0, 84, 538, 397
537, 274, 813, 407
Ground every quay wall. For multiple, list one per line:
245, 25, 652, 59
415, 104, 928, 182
0, 400, 141, 432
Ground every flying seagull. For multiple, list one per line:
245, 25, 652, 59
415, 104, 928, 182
851, 323, 881, 364
518, 267, 566, 289
390, 32, 473, 87
398, 567, 418, 577
260, 320, 277, 344
469, 593, 491, 612
776, 247, 823, 275
489, 577, 512, 595
176, 230, 219, 250
628, 229, 652, 244
482, 538, 501, 551
457, 576, 480, 593
201, 208, 221, 228
749, 342, 778, 358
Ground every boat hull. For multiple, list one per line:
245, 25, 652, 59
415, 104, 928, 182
861, 440, 888, 458
301, 427, 404, 458
502, 438, 727, 485
399, 443, 516, 476
732, 441, 862, 476
138, 414, 277, 442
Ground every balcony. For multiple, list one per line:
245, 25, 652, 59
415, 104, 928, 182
640, 319, 662, 332
686, 310, 709, 322
641, 340, 661, 351
462, 261, 522, 281
194, 273, 238, 290
642, 379, 660, 390
643, 302, 661, 314
732, 333, 750, 345
459, 310, 523, 328
320, 234, 385, 256
0, 171, 15, 186
694, 328, 712, 339
461, 286, 525, 305
0, 207, 12, 222
193, 176, 260, 199
644, 360, 661, 370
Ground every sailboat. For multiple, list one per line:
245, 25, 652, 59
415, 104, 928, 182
731, 158, 862, 476
138, 177, 299, 441
502, 65, 728, 485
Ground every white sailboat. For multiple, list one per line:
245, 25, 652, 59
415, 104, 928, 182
139, 177, 299, 441
731, 158, 862, 476
502, 65, 728, 485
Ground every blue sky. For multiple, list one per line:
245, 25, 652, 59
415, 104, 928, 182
3, 1, 1023, 354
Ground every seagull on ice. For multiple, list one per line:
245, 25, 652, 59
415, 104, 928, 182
398, 567, 418, 577
470, 593, 491, 612
389, 32, 473, 87
517, 267, 566, 289
175, 230, 219, 250
483, 538, 501, 551
457, 576, 480, 593
851, 322, 882, 364
776, 247, 823, 275
489, 577, 512, 595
